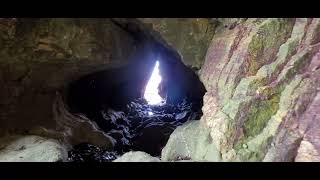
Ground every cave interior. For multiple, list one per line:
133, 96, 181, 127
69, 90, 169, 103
65, 31, 206, 160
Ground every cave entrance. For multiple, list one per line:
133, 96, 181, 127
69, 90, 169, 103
143, 60, 165, 105
66, 42, 206, 162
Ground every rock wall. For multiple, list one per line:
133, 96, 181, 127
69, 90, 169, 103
0, 18, 212, 153
0, 18, 138, 147
200, 18, 320, 161
138, 18, 217, 69
2, 18, 320, 162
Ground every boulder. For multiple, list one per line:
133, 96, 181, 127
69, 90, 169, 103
0, 135, 68, 162
113, 151, 160, 162
161, 120, 221, 162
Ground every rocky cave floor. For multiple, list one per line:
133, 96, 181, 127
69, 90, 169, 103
68, 98, 202, 162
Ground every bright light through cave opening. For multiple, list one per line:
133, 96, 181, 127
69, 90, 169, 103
144, 61, 164, 105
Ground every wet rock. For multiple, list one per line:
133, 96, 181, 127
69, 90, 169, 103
68, 143, 118, 162
175, 111, 188, 120
113, 151, 160, 162
132, 124, 175, 157
51, 94, 116, 148
67, 97, 202, 161
94, 98, 201, 155
0, 135, 68, 162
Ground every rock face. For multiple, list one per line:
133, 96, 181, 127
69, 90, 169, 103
0, 18, 214, 157
161, 120, 221, 162
200, 18, 320, 161
0, 135, 68, 162
0, 18, 138, 148
139, 18, 217, 69
113, 151, 160, 162
2, 18, 320, 162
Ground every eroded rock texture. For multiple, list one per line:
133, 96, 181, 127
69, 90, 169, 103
1, 18, 320, 162
0, 18, 213, 161
0, 18, 137, 148
200, 18, 320, 162
138, 18, 217, 69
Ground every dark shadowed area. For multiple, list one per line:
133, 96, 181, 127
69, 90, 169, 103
66, 40, 206, 160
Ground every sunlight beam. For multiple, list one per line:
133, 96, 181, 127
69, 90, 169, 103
144, 61, 164, 105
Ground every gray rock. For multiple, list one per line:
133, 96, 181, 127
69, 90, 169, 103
138, 18, 217, 69
0, 135, 68, 162
113, 151, 160, 162
161, 120, 221, 162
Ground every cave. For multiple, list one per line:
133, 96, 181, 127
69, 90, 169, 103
1, 18, 320, 163
66, 38, 206, 160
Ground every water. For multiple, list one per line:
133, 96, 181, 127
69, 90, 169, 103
68, 98, 202, 162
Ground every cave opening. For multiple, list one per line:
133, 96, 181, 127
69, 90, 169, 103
66, 40, 206, 162
144, 60, 165, 105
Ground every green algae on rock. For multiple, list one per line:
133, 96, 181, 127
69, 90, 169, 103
200, 18, 320, 161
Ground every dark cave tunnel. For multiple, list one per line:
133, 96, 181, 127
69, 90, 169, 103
66, 29, 206, 161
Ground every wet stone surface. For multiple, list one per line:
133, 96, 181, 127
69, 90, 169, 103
68, 143, 118, 162
68, 98, 202, 162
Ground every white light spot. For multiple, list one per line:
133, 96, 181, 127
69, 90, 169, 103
148, 111, 153, 116
144, 61, 164, 105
